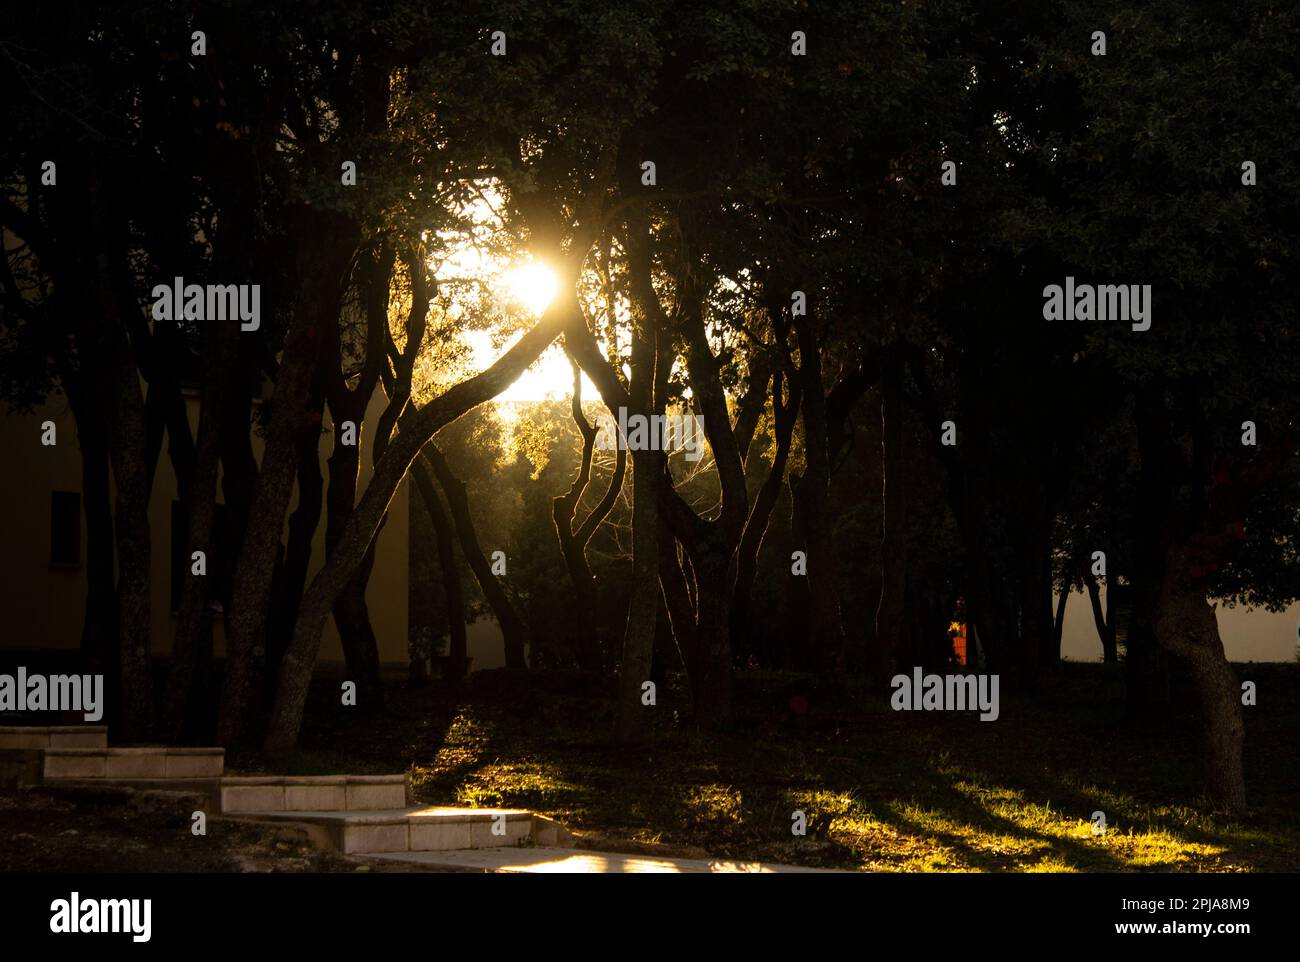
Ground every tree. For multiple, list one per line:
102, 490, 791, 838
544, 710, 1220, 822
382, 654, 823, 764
1021, 0, 1300, 811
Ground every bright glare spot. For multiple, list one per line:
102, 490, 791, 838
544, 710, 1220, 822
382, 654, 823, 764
464, 332, 597, 404
506, 261, 559, 316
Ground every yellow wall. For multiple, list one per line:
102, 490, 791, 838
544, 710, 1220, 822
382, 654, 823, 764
0, 386, 409, 664
0, 395, 85, 650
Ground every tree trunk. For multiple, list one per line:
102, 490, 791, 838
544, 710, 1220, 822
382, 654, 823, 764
659, 528, 698, 671
791, 313, 845, 674
1153, 563, 1246, 814
1017, 524, 1047, 682
730, 374, 799, 664
411, 459, 467, 684
424, 445, 527, 671
325, 408, 387, 710
164, 323, 235, 737
685, 554, 732, 725
962, 469, 1009, 672
1104, 576, 1118, 663
333, 568, 385, 707
218, 351, 259, 576
619, 449, 659, 741
1052, 588, 1068, 658
903, 342, 1008, 673
218, 212, 358, 745
1134, 391, 1245, 813
874, 349, 907, 679
965, 554, 1004, 672
786, 472, 814, 670
266, 397, 325, 680
320, 241, 395, 710
552, 361, 625, 671
1037, 544, 1058, 666
79, 172, 155, 741
142, 319, 197, 503
69, 391, 117, 673
1084, 571, 1117, 664
94, 268, 154, 741
561, 229, 749, 719
264, 297, 574, 752
1125, 613, 1170, 716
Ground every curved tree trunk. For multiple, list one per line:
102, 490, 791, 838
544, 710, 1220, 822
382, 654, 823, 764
322, 242, 395, 712
326, 408, 387, 710
563, 232, 754, 726
1083, 570, 1117, 664
264, 297, 575, 752
411, 458, 467, 684
730, 374, 800, 663
333, 567, 385, 705
423, 444, 527, 671
266, 395, 326, 682
552, 358, 626, 670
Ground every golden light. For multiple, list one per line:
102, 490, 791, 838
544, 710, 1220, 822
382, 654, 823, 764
505, 261, 559, 316
464, 332, 598, 405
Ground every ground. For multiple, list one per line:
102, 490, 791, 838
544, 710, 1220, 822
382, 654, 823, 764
3, 662, 1295, 873
0, 782, 460, 873
242, 661, 1300, 873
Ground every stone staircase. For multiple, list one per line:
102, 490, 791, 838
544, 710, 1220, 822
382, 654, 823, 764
44, 746, 226, 779
0, 725, 831, 873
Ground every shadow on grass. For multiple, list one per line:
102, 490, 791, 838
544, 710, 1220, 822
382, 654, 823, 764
270, 664, 1300, 872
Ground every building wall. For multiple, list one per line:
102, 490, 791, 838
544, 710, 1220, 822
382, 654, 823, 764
1057, 588, 1299, 664
0, 386, 409, 665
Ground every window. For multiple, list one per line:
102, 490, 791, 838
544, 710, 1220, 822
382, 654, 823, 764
50, 491, 81, 567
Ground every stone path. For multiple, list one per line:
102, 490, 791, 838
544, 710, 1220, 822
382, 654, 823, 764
366, 848, 838, 873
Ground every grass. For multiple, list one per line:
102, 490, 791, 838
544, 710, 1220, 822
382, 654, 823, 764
242, 661, 1300, 872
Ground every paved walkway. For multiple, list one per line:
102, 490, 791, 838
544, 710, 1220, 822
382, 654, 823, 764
366, 847, 844, 873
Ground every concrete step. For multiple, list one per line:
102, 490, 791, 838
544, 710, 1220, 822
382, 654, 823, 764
219, 775, 408, 814
42, 747, 224, 780
362, 848, 845, 873
236, 806, 571, 855
0, 726, 108, 750
39, 773, 408, 813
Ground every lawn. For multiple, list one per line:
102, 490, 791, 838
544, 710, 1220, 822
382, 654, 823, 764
232, 661, 1300, 872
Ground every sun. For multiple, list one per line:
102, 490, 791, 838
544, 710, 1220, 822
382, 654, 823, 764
505, 261, 559, 316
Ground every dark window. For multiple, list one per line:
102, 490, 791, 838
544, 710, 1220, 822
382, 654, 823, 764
50, 491, 81, 566
171, 500, 232, 613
